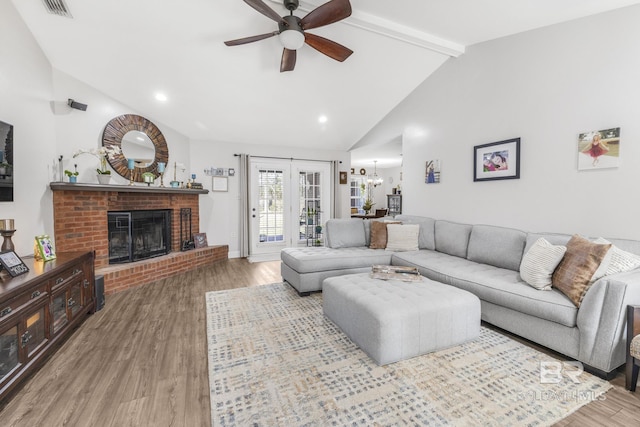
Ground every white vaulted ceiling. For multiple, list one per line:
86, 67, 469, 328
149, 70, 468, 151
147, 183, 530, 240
11, 0, 640, 153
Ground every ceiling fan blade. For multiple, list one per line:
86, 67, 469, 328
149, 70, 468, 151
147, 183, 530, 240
224, 31, 279, 46
300, 0, 352, 31
281, 48, 297, 72
304, 32, 353, 62
243, 0, 286, 24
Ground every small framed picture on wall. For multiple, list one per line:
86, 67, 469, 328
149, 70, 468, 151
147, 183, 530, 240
339, 171, 348, 184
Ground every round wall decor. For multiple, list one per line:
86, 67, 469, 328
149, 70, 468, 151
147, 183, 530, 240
359, 168, 366, 175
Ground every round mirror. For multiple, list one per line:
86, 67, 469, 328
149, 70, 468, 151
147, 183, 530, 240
122, 131, 155, 168
102, 114, 169, 182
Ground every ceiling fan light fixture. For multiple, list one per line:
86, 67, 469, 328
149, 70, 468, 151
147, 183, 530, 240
279, 29, 305, 50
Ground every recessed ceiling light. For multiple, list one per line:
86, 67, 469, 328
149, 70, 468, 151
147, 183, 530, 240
318, 115, 328, 124
155, 93, 168, 102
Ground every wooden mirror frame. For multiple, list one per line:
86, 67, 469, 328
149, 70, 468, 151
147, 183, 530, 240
102, 114, 169, 182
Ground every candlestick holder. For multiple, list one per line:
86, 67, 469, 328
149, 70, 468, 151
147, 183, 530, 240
127, 158, 135, 186
1, 229, 16, 253
157, 162, 166, 187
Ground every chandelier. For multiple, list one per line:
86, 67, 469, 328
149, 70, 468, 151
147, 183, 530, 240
367, 160, 384, 187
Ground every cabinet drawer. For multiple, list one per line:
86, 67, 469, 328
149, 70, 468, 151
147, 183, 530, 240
50, 265, 85, 290
0, 284, 48, 322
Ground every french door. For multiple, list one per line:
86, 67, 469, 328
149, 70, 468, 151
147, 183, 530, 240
249, 159, 331, 260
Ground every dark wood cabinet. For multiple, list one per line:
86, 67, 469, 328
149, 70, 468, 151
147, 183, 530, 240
387, 194, 402, 217
0, 252, 94, 402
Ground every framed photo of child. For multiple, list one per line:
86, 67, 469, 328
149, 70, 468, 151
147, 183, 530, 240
578, 127, 620, 170
473, 138, 520, 182
35, 235, 56, 261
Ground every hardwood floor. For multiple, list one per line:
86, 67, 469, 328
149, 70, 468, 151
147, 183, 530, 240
0, 258, 638, 426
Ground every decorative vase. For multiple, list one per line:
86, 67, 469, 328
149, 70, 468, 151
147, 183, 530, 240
69, 176, 77, 183
97, 174, 111, 185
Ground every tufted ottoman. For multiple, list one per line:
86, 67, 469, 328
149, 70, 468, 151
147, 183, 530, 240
323, 273, 481, 365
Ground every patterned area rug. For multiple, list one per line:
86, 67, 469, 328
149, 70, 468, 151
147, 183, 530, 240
206, 283, 611, 426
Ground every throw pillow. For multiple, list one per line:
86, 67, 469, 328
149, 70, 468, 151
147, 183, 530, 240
551, 234, 611, 307
369, 220, 401, 249
519, 238, 567, 291
386, 224, 420, 252
593, 238, 640, 276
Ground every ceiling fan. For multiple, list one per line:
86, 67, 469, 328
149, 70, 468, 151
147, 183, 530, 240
224, 0, 353, 72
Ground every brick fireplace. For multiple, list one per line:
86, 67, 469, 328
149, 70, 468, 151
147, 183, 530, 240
51, 183, 228, 294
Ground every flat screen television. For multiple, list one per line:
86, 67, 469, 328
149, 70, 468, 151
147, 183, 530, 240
0, 120, 13, 202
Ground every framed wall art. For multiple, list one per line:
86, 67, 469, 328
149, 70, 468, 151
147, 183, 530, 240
339, 171, 348, 184
474, 138, 520, 182
425, 160, 441, 184
212, 176, 228, 192
577, 127, 620, 170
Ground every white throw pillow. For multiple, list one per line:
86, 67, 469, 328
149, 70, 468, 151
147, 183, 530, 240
519, 238, 567, 290
593, 238, 640, 276
385, 224, 420, 252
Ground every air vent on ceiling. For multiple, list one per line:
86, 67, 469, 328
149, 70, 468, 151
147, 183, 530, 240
41, 0, 73, 18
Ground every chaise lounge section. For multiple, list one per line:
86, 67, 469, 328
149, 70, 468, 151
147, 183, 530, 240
280, 215, 640, 377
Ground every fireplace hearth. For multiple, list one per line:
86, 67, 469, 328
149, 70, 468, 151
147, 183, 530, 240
108, 210, 171, 264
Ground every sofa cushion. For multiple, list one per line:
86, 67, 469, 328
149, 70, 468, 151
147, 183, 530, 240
435, 220, 472, 258
552, 235, 611, 307
281, 247, 392, 273
394, 215, 436, 250
519, 238, 567, 290
524, 233, 571, 255
385, 224, 420, 252
467, 224, 526, 271
392, 250, 578, 327
325, 219, 367, 248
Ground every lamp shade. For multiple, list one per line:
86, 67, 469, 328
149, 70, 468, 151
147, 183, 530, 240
279, 29, 305, 50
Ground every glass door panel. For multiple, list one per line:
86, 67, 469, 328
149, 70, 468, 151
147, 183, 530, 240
0, 326, 19, 381
52, 290, 68, 334
24, 306, 47, 358
258, 169, 285, 244
69, 283, 82, 318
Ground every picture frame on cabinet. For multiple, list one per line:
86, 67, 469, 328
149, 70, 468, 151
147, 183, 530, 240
34, 235, 56, 261
473, 138, 520, 182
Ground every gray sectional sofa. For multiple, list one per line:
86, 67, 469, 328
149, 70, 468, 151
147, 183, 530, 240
280, 215, 640, 377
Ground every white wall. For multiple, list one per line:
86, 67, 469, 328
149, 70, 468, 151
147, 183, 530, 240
360, 4, 640, 240
0, 1, 55, 256
0, 1, 191, 255
51, 69, 190, 184
190, 140, 350, 257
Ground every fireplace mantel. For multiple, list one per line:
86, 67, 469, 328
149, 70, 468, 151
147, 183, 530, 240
50, 182, 208, 194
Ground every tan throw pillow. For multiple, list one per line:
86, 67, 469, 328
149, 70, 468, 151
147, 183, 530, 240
369, 221, 400, 249
551, 235, 611, 307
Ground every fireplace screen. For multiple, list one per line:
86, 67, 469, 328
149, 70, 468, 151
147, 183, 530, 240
108, 210, 171, 264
